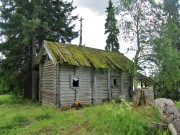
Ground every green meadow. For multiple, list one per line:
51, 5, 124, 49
0, 95, 170, 135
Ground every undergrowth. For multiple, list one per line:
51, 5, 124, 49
0, 95, 169, 135
175, 101, 180, 109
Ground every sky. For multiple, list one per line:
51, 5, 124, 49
67, 0, 134, 59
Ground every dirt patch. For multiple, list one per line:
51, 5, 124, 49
68, 120, 89, 135
38, 126, 54, 134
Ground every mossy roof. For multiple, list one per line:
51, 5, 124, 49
136, 73, 156, 84
36, 40, 138, 71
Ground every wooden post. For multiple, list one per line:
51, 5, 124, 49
56, 64, 60, 107
39, 63, 43, 103
121, 72, 124, 95
94, 76, 97, 104
108, 69, 112, 100
79, 17, 83, 46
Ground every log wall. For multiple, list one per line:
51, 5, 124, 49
41, 59, 57, 105
75, 67, 92, 104
39, 60, 132, 107
59, 65, 92, 106
111, 70, 121, 101
122, 72, 132, 100
95, 69, 108, 104
59, 65, 75, 106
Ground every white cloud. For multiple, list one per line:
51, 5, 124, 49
68, 0, 135, 60
73, 0, 117, 16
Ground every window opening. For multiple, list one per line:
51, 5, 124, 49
113, 78, 117, 86
71, 76, 79, 88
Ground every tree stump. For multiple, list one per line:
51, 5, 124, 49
133, 88, 154, 106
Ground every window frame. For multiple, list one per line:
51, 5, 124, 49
111, 77, 118, 87
71, 76, 80, 88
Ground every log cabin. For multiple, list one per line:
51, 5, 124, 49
36, 40, 140, 107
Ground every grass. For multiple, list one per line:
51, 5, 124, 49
0, 95, 169, 135
175, 100, 180, 109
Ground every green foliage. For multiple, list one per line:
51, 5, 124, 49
117, 0, 158, 66
152, 20, 180, 100
105, 0, 120, 52
0, 0, 78, 95
35, 107, 53, 121
0, 95, 169, 135
175, 101, 180, 109
163, 0, 179, 20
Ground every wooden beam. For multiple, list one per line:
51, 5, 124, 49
108, 69, 112, 100
56, 64, 60, 107
39, 63, 43, 104
94, 76, 97, 104
121, 72, 124, 95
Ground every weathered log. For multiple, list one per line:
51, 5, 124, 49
168, 123, 177, 135
154, 98, 180, 135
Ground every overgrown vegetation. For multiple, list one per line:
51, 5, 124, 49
117, 0, 180, 100
175, 101, 180, 109
0, 95, 169, 135
0, 0, 78, 96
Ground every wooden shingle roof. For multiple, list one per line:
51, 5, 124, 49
136, 73, 157, 84
36, 40, 138, 71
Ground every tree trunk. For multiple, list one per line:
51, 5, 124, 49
32, 35, 38, 101
133, 88, 154, 106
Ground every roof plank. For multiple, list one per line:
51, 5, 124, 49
36, 40, 138, 71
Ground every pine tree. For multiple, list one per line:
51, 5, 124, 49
105, 0, 119, 52
0, 0, 78, 97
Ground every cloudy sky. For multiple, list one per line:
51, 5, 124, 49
67, 0, 134, 59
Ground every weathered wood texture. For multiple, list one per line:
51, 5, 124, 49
95, 69, 108, 104
39, 63, 43, 103
41, 59, 57, 105
133, 88, 154, 105
122, 72, 132, 100
40, 60, 132, 107
59, 65, 75, 106
59, 65, 92, 106
111, 70, 121, 101
75, 66, 92, 104
154, 98, 180, 135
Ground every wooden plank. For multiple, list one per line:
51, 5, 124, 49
43, 66, 55, 70
42, 80, 55, 84
42, 88, 55, 92
94, 76, 97, 104
39, 63, 43, 103
42, 90, 55, 95
43, 64, 56, 68
42, 70, 55, 74
44, 61, 55, 66
121, 72, 124, 95
42, 83, 55, 87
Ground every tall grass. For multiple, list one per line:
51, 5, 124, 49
175, 101, 180, 109
0, 95, 169, 135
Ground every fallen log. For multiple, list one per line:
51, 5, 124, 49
154, 98, 180, 135
168, 123, 177, 135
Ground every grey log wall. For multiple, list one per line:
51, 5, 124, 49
39, 59, 132, 107
39, 59, 57, 105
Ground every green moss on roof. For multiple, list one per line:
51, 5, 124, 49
39, 40, 137, 71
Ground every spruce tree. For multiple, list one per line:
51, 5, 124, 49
104, 0, 120, 52
0, 0, 78, 97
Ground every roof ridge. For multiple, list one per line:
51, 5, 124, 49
44, 40, 124, 55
